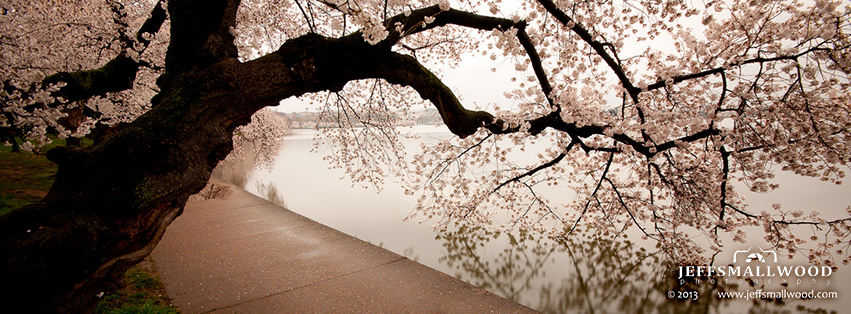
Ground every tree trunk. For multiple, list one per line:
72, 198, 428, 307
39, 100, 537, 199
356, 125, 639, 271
0, 69, 240, 313
0, 1, 245, 312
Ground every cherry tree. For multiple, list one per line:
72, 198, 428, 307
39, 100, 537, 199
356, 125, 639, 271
0, 0, 849, 312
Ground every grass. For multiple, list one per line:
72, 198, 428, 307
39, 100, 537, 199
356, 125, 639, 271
0, 137, 180, 313
0, 138, 65, 216
0, 135, 99, 214
94, 258, 180, 314
0, 149, 57, 215
0, 135, 94, 215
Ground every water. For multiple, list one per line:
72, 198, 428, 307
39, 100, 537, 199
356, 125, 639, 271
243, 126, 851, 313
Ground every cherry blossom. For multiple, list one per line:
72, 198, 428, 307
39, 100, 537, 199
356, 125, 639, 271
228, 108, 291, 171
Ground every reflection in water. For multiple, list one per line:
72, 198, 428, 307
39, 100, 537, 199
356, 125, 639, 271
213, 139, 283, 190
255, 181, 286, 207
212, 157, 251, 189
242, 128, 845, 313
436, 225, 832, 314
214, 140, 286, 207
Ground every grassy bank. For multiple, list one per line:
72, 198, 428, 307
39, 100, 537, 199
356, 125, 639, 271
0, 148, 57, 215
95, 258, 179, 314
0, 136, 89, 215
0, 140, 180, 313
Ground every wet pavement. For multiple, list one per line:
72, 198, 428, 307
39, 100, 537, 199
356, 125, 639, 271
150, 179, 539, 313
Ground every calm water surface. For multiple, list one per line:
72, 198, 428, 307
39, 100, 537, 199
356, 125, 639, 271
244, 126, 851, 313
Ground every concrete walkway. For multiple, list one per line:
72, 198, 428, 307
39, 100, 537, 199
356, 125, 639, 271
150, 180, 539, 314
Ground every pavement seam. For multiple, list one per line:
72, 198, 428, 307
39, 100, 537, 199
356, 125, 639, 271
200, 256, 409, 314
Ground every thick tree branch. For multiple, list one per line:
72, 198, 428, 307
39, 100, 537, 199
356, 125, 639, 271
241, 26, 724, 156
42, 1, 168, 104
42, 56, 141, 103
229, 30, 497, 137
158, 0, 239, 93
243, 6, 582, 139
137, 1, 169, 44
